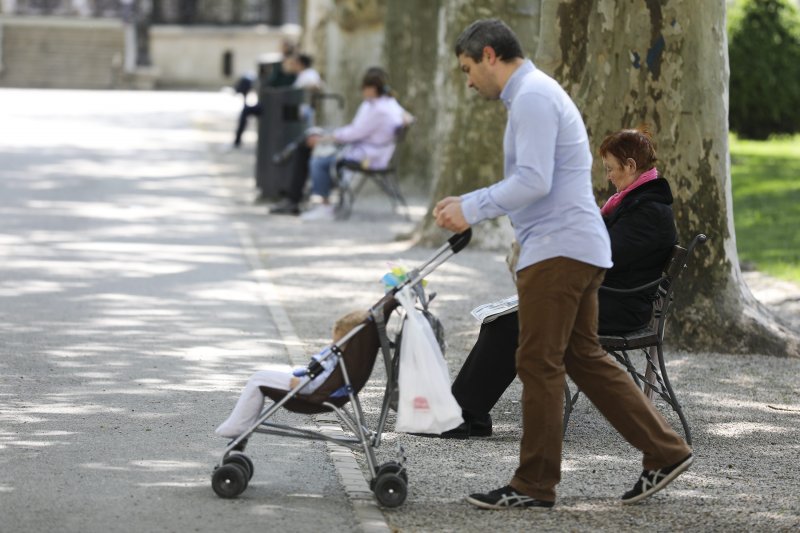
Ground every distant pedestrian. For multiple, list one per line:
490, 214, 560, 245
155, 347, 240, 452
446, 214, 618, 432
232, 39, 297, 149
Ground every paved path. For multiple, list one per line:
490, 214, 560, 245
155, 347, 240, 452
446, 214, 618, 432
0, 90, 360, 532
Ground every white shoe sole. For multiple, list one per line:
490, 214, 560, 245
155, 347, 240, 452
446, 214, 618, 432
464, 495, 553, 510
621, 454, 694, 505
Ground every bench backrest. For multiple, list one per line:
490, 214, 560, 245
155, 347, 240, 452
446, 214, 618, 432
653, 234, 708, 337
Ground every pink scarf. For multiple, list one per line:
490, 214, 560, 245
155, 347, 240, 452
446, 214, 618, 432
600, 167, 659, 217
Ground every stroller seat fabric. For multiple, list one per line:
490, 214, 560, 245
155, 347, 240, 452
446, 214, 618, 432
260, 300, 397, 414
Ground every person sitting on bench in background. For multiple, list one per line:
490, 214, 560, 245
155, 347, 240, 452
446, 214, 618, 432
270, 67, 410, 220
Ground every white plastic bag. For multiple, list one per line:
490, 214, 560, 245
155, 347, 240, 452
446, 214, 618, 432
394, 286, 463, 434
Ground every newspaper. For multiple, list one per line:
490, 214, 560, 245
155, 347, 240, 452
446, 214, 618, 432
470, 294, 519, 324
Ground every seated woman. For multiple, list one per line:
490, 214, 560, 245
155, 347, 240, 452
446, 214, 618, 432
438, 127, 678, 439
270, 67, 410, 220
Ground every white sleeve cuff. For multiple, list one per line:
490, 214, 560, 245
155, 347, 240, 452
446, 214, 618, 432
460, 193, 483, 225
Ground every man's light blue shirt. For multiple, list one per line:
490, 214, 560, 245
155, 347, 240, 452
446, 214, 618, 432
460, 60, 612, 271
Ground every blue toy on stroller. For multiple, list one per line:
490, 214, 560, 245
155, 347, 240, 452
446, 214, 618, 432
211, 230, 472, 507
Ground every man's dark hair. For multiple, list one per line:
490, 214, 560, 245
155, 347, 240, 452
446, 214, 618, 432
454, 18, 524, 62
298, 53, 313, 69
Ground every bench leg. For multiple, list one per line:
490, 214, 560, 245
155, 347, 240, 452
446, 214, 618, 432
562, 380, 572, 436
562, 380, 581, 437
334, 171, 360, 220
643, 346, 659, 401
655, 344, 692, 445
381, 174, 411, 221
609, 347, 691, 445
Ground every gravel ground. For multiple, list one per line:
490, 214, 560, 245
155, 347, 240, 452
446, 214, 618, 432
206, 118, 800, 532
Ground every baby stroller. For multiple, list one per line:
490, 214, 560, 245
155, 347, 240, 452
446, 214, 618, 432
211, 229, 472, 507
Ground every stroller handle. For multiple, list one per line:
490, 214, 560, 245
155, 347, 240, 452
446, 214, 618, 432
448, 228, 472, 254
378, 228, 473, 303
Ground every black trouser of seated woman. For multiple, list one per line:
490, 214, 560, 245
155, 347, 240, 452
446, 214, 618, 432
450, 303, 642, 438
450, 313, 518, 437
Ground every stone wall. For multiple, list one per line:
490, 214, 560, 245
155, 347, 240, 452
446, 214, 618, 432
0, 13, 301, 89
0, 15, 125, 88
302, 0, 386, 127
149, 23, 300, 88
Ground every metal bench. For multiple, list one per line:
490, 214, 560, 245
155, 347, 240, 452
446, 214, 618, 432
563, 233, 708, 445
333, 123, 411, 221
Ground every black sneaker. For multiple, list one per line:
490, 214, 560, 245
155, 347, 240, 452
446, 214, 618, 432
621, 453, 693, 504
466, 485, 554, 510
269, 199, 300, 215
411, 413, 492, 440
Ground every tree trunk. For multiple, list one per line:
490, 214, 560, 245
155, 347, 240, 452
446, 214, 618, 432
304, 0, 386, 126
385, 0, 799, 357
384, 0, 442, 195
393, 0, 540, 247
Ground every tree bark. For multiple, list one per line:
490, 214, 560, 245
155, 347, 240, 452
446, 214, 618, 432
384, 0, 442, 197
305, 0, 386, 125
391, 0, 540, 247
385, 0, 799, 357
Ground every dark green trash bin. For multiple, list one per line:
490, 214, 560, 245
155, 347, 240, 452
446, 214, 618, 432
255, 87, 308, 199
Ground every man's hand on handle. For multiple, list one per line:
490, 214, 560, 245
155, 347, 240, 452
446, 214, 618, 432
434, 196, 471, 233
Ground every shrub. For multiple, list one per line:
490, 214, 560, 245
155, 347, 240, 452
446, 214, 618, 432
728, 0, 800, 140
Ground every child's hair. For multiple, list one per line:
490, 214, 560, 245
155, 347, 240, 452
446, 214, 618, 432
333, 310, 369, 342
598, 125, 658, 171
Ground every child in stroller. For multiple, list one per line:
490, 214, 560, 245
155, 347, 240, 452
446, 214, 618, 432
215, 309, 368, 439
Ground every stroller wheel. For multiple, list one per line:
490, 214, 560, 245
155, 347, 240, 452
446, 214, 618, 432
224, 454, 254, 480
376, 461, 408, 483
373, 472, 407, 508
212, 463, 248, 499
370, 461, 408, 490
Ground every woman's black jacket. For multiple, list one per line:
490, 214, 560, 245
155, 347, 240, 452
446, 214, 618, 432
598, 177, 677, 334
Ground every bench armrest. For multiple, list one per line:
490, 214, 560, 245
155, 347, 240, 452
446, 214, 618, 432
599, 276, 664, 295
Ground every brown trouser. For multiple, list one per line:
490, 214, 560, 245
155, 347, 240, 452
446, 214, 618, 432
510, 257, 691, 502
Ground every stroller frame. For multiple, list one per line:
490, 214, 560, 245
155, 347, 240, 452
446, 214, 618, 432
211, 230, 472, 507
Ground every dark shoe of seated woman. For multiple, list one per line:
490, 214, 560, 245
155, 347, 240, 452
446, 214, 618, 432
412, 412, 492, 439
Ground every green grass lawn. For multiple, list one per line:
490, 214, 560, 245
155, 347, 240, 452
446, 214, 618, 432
730, 134, 800, 282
